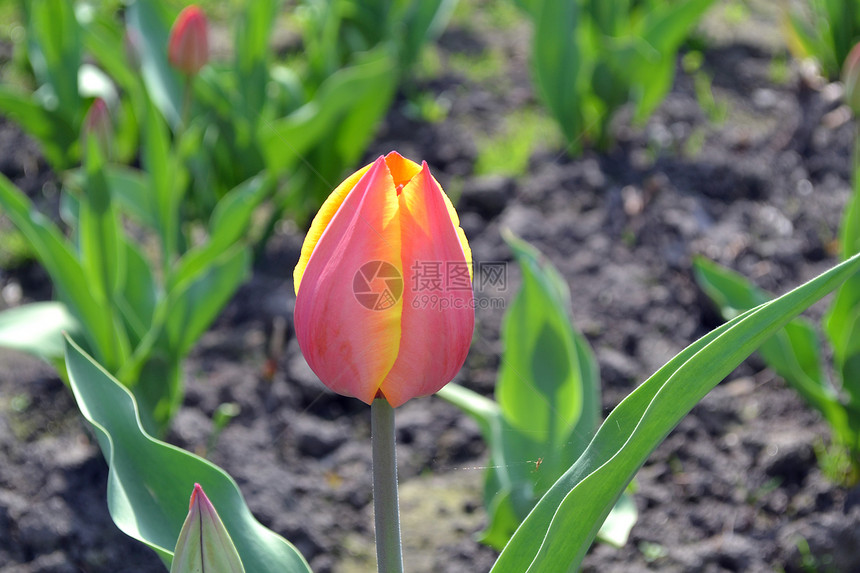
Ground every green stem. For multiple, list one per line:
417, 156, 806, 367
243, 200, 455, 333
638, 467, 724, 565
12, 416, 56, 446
371, 398, 404, 573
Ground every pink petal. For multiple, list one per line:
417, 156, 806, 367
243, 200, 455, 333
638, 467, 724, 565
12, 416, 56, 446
294, 157, 403, 404
380, 163, 474, 407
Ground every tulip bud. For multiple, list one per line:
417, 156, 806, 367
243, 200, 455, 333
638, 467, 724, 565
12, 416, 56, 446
82, 98, 112, 160
170, 483, 245, 573
168, 5, 209, 76
294, 152, 475, 407
844, 43, 860, 116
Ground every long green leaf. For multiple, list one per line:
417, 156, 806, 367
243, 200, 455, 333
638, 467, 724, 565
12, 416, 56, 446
692, 256, 848, 438
0, 173, 114, 367
168, 175, 270, 291
234, 0, 278, 122
164, 246, 251, 358
127, 0, 183, 128
492, 252, 860, 572
531, 0, 583, 146
64, 336, 311, 572
497, 231, 594, 465
27, 0, 82, 121
440, 232, 609, 550
827, 149, 860, 406
76, 138, 131, 365
259, 47, 397, 176
0, 88, 78, 169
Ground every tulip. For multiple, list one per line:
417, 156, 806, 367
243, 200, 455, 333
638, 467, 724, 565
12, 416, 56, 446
844, 42, 860, 115
170, 483, 244, 573
168, 5, 209, 76
82, 98, 112, 160
294, 152, 474, 407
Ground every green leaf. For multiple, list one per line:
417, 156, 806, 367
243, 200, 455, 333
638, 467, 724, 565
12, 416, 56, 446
531, 0, 583, 146
116, 240, 159, 347
104, 166, 160, 229
491, 252, 860, 572
0, 302, 79, 363
0, 87, 78, 169
439, 231, 605, 551
0, 173, 114, 368
692, 256, 848, 440
141, 99, 187, 263
127, 0, 183, 128
497, 231, 594, 458
164, 246, 251, 359
26, 0, 82, 121
64, 336, 311, 572
631, 0, 715, 121
234, 0, 278, 122
397, 0, 459, 70
259, 47, 397, 176
333, 50, 398, 168
169, 174, 271, 288
828, 157, 860, 407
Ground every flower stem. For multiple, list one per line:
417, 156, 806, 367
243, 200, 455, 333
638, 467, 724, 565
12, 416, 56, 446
371, 398, 404, 573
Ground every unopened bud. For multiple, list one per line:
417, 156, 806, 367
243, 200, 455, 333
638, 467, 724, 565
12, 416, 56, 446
170, 483, 245, 573
82, 98, 112, 160
168, 5, 209, 76
843, 42, 860, 115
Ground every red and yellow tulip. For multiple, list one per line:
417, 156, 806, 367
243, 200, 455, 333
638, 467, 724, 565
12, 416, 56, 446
294, 152, 474, 407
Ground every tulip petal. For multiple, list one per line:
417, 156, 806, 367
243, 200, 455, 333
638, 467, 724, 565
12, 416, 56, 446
383, 150, 422, 188
294, 157, 403, 404
294, 163, 374, 293
382, 151, 471, 277
380, 163, 475, 407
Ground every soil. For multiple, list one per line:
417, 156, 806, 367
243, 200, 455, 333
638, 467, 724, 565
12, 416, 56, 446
2, 2, 860, 573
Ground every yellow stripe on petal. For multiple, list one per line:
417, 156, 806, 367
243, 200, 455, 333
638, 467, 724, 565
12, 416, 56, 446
397, 162, 472, 281
380, 164, 474, 406
294, 162, 374, 293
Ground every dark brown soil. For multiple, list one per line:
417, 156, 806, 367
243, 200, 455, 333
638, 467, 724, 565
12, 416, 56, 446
2, 2, 860, 572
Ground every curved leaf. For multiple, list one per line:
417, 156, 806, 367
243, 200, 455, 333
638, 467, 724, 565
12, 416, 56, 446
64, 336, 311, 573
492, 252, 860, 572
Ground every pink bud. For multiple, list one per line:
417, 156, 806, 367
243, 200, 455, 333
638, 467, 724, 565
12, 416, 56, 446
82, 98, 112, 159
170, 483, 244, 573
843, 43, 860, 115
168, 5, 209, 76
293, 152, 475, 407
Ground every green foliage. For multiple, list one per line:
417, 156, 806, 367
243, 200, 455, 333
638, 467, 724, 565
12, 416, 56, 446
438, 231, 637, 551
65, 337, 310, 573
3, 0, 459, 229
783, 0, 860, 79
474, 109, 560, 177
693, 255, 860, 481
0, 138, 270, 433
0, 0, 136, 170
517, 0, 714, 153
489, 250, 860, 572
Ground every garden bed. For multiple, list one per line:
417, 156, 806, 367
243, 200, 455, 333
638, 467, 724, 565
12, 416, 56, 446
1, 2, 860, 572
